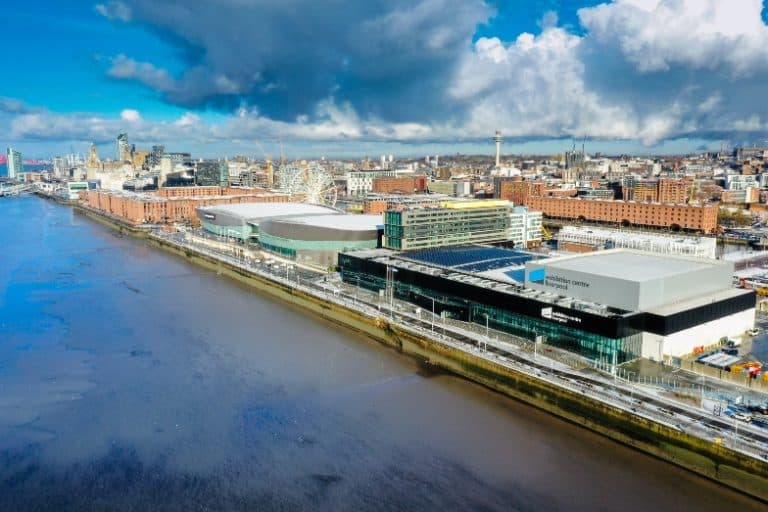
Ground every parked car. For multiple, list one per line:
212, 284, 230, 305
747, 404, 768, 415
748, 328, 760, 336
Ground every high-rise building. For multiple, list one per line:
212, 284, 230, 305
6, 148, 22, 180
149, 145, 165, 167
565, 149, 585, 169
53, 156, 68, 177
195, 160, 229, 187
116, 133, 132, 162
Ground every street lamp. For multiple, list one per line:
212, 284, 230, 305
389, 268, 398, 319
355, 275, 361, 305
430, 296, 435, 334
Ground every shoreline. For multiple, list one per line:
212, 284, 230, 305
70, 201, 768, 502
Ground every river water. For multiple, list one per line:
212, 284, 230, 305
0, 196, 762, 511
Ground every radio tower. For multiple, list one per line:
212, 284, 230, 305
493, 131, 502, 167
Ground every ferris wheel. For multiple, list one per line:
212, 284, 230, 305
274, 162, 337, 207
304, 163, 338, 206
274, 163, 305, 196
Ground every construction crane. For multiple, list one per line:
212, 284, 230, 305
254, 140, 274, 188
541, 225, 553, 241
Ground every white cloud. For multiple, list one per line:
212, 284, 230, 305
15, 0, 768, 153
95, 1, 132, 22
578, 0, 768, 75
120, 109, 141, 122
107, 54, 174, 91
447, 0, 768, 145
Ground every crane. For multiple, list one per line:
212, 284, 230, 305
254, 139, 274, 188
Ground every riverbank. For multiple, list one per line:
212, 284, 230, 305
75, 204, 768, 502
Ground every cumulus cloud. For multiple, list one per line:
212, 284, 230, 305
579, 0, 768, 74
450, 0, 768, 145
99, 0, 492, 121
15, 0, 768, 152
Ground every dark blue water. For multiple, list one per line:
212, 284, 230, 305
0, 196, 762, 511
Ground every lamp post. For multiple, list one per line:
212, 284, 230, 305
355, 275, 361, 305
430, 296, 435, 334
389, 268, 398, 319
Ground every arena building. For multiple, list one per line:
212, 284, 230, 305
339, 247, 754, 367
196, 203, 382, 266
196, 202, 339, 242
259, 214, 382, 267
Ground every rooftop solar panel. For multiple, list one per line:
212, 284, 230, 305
402, 246, 543, 271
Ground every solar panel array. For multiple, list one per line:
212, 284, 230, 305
403, 246, 540, 273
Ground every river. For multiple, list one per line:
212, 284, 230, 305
0, 196, 762, 511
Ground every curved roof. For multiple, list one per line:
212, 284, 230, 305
269, 214, 382, 231
198, 202, 339, 221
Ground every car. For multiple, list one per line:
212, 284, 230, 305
747, 404, 768, 415
732, 412, 753, 423
748, 328, 760, 336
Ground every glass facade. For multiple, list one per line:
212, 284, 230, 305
200, 220, 253, 241
339, 253, 643, 365
384, 204, 511, 250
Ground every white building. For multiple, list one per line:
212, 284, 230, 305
345, 169, 414, 196
6, 147, 22, 180
509, 207, 543, 247
557, 226, 717, 259
725, 174, 760, 190
525, 250, 755, 360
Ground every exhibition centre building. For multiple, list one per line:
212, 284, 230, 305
339, 247, 754, 366
196, 203, 382, 267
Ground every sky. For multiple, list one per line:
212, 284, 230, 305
3, 0, 768, 159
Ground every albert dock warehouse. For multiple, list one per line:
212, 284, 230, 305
339, 247, 755, 366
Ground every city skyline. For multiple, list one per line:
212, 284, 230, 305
4, 1, 768, 159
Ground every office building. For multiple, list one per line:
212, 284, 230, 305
383, 200, 513, 250
622, 178, 690, 203
195, 160, 229, 187
509, 207, 543, 248
6, 148, 22, 180
116, 133, 132, 162
346, 170, 413, 196
371, 175, 427, 194
149, 145, 165, 168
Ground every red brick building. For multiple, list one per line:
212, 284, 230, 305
622, 179, 690, 204
371, 175, 427, 194
85, 189, 290, 225
525, 196, 718, 233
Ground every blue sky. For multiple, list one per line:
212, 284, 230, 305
3, 1, 768, 159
